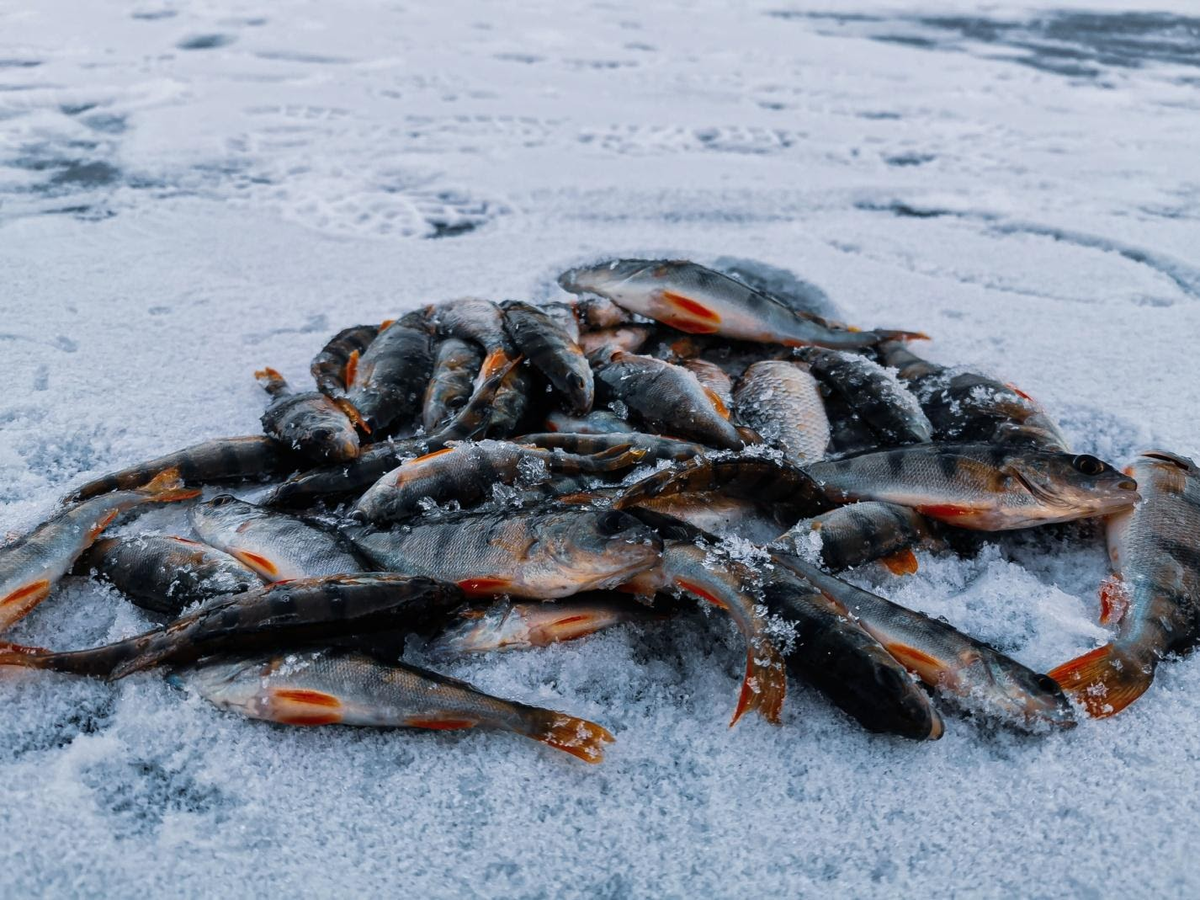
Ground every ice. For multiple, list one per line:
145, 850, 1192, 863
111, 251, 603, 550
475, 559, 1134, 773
3, 0, 1200, 895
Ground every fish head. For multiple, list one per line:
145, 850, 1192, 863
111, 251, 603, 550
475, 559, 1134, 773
1001, 452, 1139, 518
188, 494, 263, 539
545, 510, 663, 586
960, 652, 1076, 730
557, 259, 659, 297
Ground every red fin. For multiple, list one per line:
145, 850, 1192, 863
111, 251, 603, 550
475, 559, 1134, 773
344, 350, 360, 388
139, 467, 201, 502
916, 504, 975, 520
231, 550, 280, 579
334, 397, 369, 434
730, 649, 787, 727
674, 578, 728, 610
885, 642, 944, 683
880, 548, 919, 576
409, 447, 455, 465
379, 318, 396, 331
87, 509, 120, 541
406, 717, 477, 731
479, 348, 511, 379
662, 290, 721, 323
0, 579, 51, 613
702, 386, 730, 420
1006, 382, 1035, 402
268, 687, 343, 725
1098, 575, 1129, 625
1047, 644, 1152, 718
457, 577, 514, 597
525, 711, 614, 763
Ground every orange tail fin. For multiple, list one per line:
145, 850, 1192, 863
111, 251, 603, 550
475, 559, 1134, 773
880, 548, 919, 576
524, 710, 615, 763
334, 397, 370, 434
730, 644, 787, 727
138, 467, 201, 503
1047, 643, 1154, 718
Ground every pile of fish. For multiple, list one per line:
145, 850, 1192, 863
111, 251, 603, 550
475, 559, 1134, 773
3, 258, 1197, 763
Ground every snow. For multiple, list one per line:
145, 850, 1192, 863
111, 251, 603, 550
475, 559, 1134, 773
3, 0, 1200, 895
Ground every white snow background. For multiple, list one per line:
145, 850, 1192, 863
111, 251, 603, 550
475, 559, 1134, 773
2, 0, 1200, 896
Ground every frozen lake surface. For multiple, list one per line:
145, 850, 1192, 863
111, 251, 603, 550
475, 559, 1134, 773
2, 1, 1199, 896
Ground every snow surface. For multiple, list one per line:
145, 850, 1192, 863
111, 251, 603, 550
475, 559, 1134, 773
3, 0, 1200, 896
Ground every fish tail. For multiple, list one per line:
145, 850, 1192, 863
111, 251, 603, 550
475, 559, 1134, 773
138, 467, 201, 503
522, 709, 615, 763
478, 347, 514, 380
872, 329, 930, 343
334, 397, 370, 434
254, 366, 289, 396
1047, 643, 1155, 718
0, 641, 56, 673
731, 645, 787, 727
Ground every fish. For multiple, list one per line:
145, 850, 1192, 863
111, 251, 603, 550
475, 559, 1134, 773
775, 553, 1075, 731
798, 348, 932, 446
78, 535, 262, 616
481, 355, 532, 439
543, 410, 636, 435
538, 301, 582, 343
173, 649, 614, 763
344, 311, 435, 434
615, 456, 832, 523
0, 574, 462, 679
255, 367, 360, 463
733, 361, 830, 465
644, 539, 789, 726
0, 469, 200, 632
804, 444, 1138, 530
682, 358, 734, 414
63, 436, 289, 504
502, 301, 594, 415
518, 431, 705, 465
593, 351, 743, 450
821, 391, 882, 458
558, 259, 925, 347
264, 360, 517, 508
311, 324, 379, 398
189, 495, 364, 581
1048, 450, 1200, 717
428, 594, 661, 657
636, 493, 788, 545
878, 342, 1069, 452
570, 294, 632, 330
353, 440, 646, 525
712, 256, 844, 323
772, 501, 938, 575
432, 297, 512, 358
578, 325, 653, 358
345, 506, 662, 599
421, 338, 484, 432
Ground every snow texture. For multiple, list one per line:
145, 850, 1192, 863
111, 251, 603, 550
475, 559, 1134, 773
3, 0, 1200, 896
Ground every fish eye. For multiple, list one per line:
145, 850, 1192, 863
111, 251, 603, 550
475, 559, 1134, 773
210, 494, 236, 507
311, 428, 333, 442
448, 396, 468, 410
596, 511, 630, 536
1035, 674, 1060, 692
1072, 455, 1105, 476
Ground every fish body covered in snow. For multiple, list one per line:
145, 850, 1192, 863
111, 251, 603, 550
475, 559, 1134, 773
0, 574, 463, 680
345, 507, 662, 599
422, 338, 484, 432
733, 360, 830, 466
189, 495, 363, 581
256, 367, 360, 463
344, 312, 435, 434
878, 342, 1069, 452
559, 259, 924, 348
174, 649, 614, 762
593, 351, 743, 450
773, 501, 937, 575
64, 436, 287, 504
798, 348, 932, 446
0, 470, 199, 631
502, 300, 594, 415
805, 444, 1138, 530
429, 594, 660, 657
776, 553, 1074, 731
311, 324, 379, 398
79, 535, 262, 616
1049, 451, 1200, 717
544, 410, 636, 435
353, 440, 645, 525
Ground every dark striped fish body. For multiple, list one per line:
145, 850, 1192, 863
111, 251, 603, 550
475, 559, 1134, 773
822, 391, 882, 458
311, 324, 379, 397
1050, 451, 1200, 717
733, 361, 829, 465
638, 492, 786, 545
799, 348, 932, 446
176, 649, 614, 762
559, 259, 924, 348
543, 410, 636, 435
353, 440, 645, 525
80, 535, 262, 616
0, 469, 200, 631
804, 444, 1138, 530
64, 436, 287, 504
759, 566, 944, 740
256, 368, 360, 463
189, 496, 363, 581
774, 501, 937, 574
878, 343, 1068, 452
776, 553, 1074, 731
345, 313, 435, 434
0, 574, 463, 679
594, 351, 743, 450
345, 507, 662, 599
422, 338, 483, 432
502, 301, 594, 415
519, 431, 704, 465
